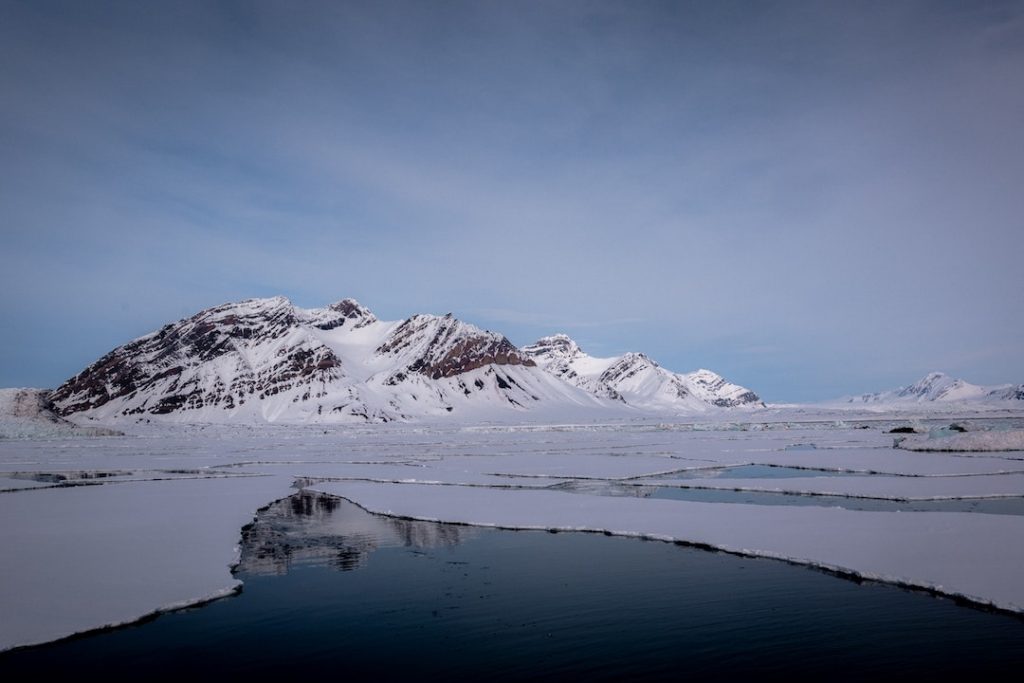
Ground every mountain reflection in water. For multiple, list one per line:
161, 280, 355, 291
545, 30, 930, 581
237, 491, 476, 575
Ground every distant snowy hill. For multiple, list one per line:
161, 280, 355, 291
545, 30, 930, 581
841, 372, 1024, 407
48, 298, 616, 424
521, 334, 763, 412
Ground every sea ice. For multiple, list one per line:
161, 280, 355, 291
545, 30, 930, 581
1, 416, 1022, 652
898, 429, 1024, 453
639, 472, 1024, 501
0, 475, 293, 651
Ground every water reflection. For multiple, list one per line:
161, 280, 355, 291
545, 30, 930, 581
237, 491, 476, 576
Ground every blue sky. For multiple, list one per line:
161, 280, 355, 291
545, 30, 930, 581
1, 0, 1022, 402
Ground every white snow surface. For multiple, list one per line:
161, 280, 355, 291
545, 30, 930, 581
897, 429, 1024, 452
1, 413, 1023, 651
0, 475, 293, 651
643, 473, 1024, 500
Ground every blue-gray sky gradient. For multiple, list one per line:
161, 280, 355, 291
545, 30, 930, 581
1, 0, 1022, 402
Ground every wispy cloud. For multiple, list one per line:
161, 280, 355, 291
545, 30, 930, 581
1, 1, 1021, 399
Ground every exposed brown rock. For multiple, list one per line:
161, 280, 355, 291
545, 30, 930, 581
50, 298, 344, 417
377, 315, 535, 380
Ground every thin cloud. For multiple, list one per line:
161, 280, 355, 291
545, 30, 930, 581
1, 1, 1021, 399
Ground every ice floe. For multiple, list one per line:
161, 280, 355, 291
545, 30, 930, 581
898, 429, 1024, 453
0, 475, 293, 651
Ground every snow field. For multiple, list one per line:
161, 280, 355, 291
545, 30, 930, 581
1, 417, 1022, 652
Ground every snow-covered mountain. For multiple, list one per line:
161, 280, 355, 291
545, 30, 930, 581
843, 372, 1024, 406
49, 297, 610, 423
521, 334, 763, 412
46, 297, 770, 424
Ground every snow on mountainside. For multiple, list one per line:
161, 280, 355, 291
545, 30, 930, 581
48, 298, 612, 424
521, 334, 763, 412
843, 372, 1024, 406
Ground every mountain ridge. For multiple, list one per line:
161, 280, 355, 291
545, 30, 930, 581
840, 372, 1024, 406
45, 297, 765, 423
522, 333, 763, 411
47, 297, 607, 423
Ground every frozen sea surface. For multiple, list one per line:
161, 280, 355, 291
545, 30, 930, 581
1, 415, 1024, 651
3, 493, 1022, 679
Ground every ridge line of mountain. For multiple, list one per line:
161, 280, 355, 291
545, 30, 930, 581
22, 296, 1021, 424
837, 371, 1024, 405
43, 296, 763, 423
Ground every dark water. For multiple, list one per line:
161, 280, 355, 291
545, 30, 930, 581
4, 492, 1023, 679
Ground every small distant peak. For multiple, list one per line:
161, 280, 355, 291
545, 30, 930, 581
199, 295, 294, 321
405, 312, 448, 324
621, 351, 655, 366
327, 298, 376, 322
523, 333, 583, 359
309, 298, 377, 330
241, 295, 291, 308
545, 333, 578, 346
908, 372, 954, 391
391, 312, 474, 337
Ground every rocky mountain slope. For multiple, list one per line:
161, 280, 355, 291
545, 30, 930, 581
44, 297, 770, 424
521, 334, 763, 412
48, 298, 611, 423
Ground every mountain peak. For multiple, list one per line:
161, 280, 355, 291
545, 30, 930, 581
897, 372, 963, 400
619, 351, 655, 366
843, 371, 1023, 405
324, 298, 377, 328
688, 368, 722, 383
523, 335, 761, 411
522, 334, 583, 361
